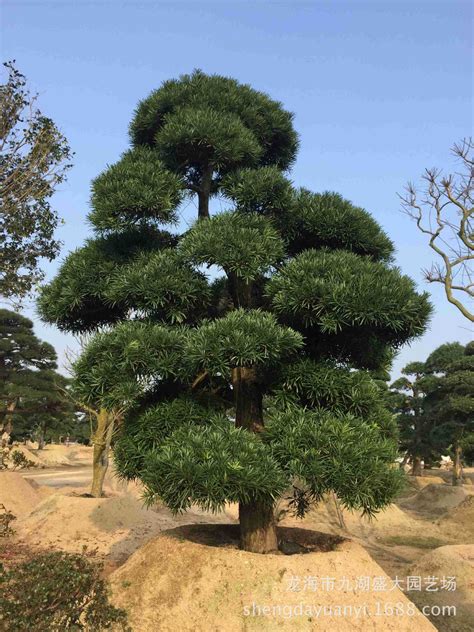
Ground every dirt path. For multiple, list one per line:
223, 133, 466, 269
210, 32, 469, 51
21, 465, 91, 488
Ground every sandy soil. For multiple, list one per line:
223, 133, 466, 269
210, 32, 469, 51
0, 472, 42, 517
14, 492, 235, 565
407, 545, 474, 632
2, 465, 472, 631
110, 524, 437, 631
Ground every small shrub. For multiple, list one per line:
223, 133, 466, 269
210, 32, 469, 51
0, 504, 16, 537
0, 551, 130, 631
10, 449, 37, 470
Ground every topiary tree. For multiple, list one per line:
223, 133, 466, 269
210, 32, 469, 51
39, 71, 431, 552
390, 361, 440, 475
424, 342, 474, 486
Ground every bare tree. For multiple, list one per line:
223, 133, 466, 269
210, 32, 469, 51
400, 138, 473, 322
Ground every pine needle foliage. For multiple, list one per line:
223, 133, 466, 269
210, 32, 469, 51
38, 72, 432, 549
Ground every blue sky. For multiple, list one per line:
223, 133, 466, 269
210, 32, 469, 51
2, 1, 473, 377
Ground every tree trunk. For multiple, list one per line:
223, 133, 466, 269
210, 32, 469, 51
197, 165, 213, 220
37, 432, 45, 451
232, 366, 278, 553
228, 273, 253, 309
239, 501, 278, 553
452, 444, 463, 486
399, 452, 410, 470
90, 409, 114, 498
411, 455, 423, 476
232, 367, 264, 434
0, 401, 15, 446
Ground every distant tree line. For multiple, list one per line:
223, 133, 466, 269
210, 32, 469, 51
390, 341, 474, 485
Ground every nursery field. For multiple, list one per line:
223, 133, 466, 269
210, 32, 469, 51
1, 451, 472, 631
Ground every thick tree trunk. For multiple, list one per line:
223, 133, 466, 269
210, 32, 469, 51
232, 366, 278, 553
197, 165, 213, 220
228, 273, 253, 308
232, 367, 264, 434
411, 455, 423, 476
90, 409, 114, 498
452, 444, 463, 486
239, 501, 278, 553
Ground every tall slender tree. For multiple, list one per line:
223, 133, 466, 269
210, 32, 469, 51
39, 71, 431, 552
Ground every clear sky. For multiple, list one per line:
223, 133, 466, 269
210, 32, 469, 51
2, 0, 473, 378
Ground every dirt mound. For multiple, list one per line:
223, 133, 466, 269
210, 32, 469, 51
110, 524, 435, 632
7, 445, 45, 467
400, 483, 472, 516
25, 478, 56, 498
407, 545, 474, 632
401, 475, 446, 495
16, 493, 232, 561
104, 463, 144, 498
439, 495, 474, 538
280, 495, 421, 541
0, 472, 42, 517
64, 446, 93, 465
30, 445, 73, 466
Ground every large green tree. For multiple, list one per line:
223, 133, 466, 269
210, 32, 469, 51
0, 62, 73, 301
0, 309, 75, 447
39, 71, 431, 553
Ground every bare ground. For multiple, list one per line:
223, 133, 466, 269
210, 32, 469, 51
1, 455, 473, 631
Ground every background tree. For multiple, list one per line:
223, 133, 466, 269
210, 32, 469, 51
390, 362, 439, 475
0, 308, 56, 442
0, 61, 73, 302
11, 371, 78, 449
40, 71, 431, 553
0, 308, 80, 451
424, 341, 474, 485
400, 138, 473, 322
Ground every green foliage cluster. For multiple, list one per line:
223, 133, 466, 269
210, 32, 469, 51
0, 309, 78, 443
184, 309, 304, 377
38, 228, 177, 333
89, 147, 183, 232
142, 421, 288, 512
38, 71, 432, 534
0, 551, 129, 631
106, 249, 209, 323
0, 504, 16, 537
267, 249, 429, 340
266, 409, 403, 516
272, 359, 396, 437
130, 70, 298, 171
181, 212, 285, 282
9, 449, 38, 469
0, 61, 73, 300
390, 341, 474, 471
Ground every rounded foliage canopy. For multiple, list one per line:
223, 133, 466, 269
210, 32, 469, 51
130, 70, 299, 172
39, 72, 433, 522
